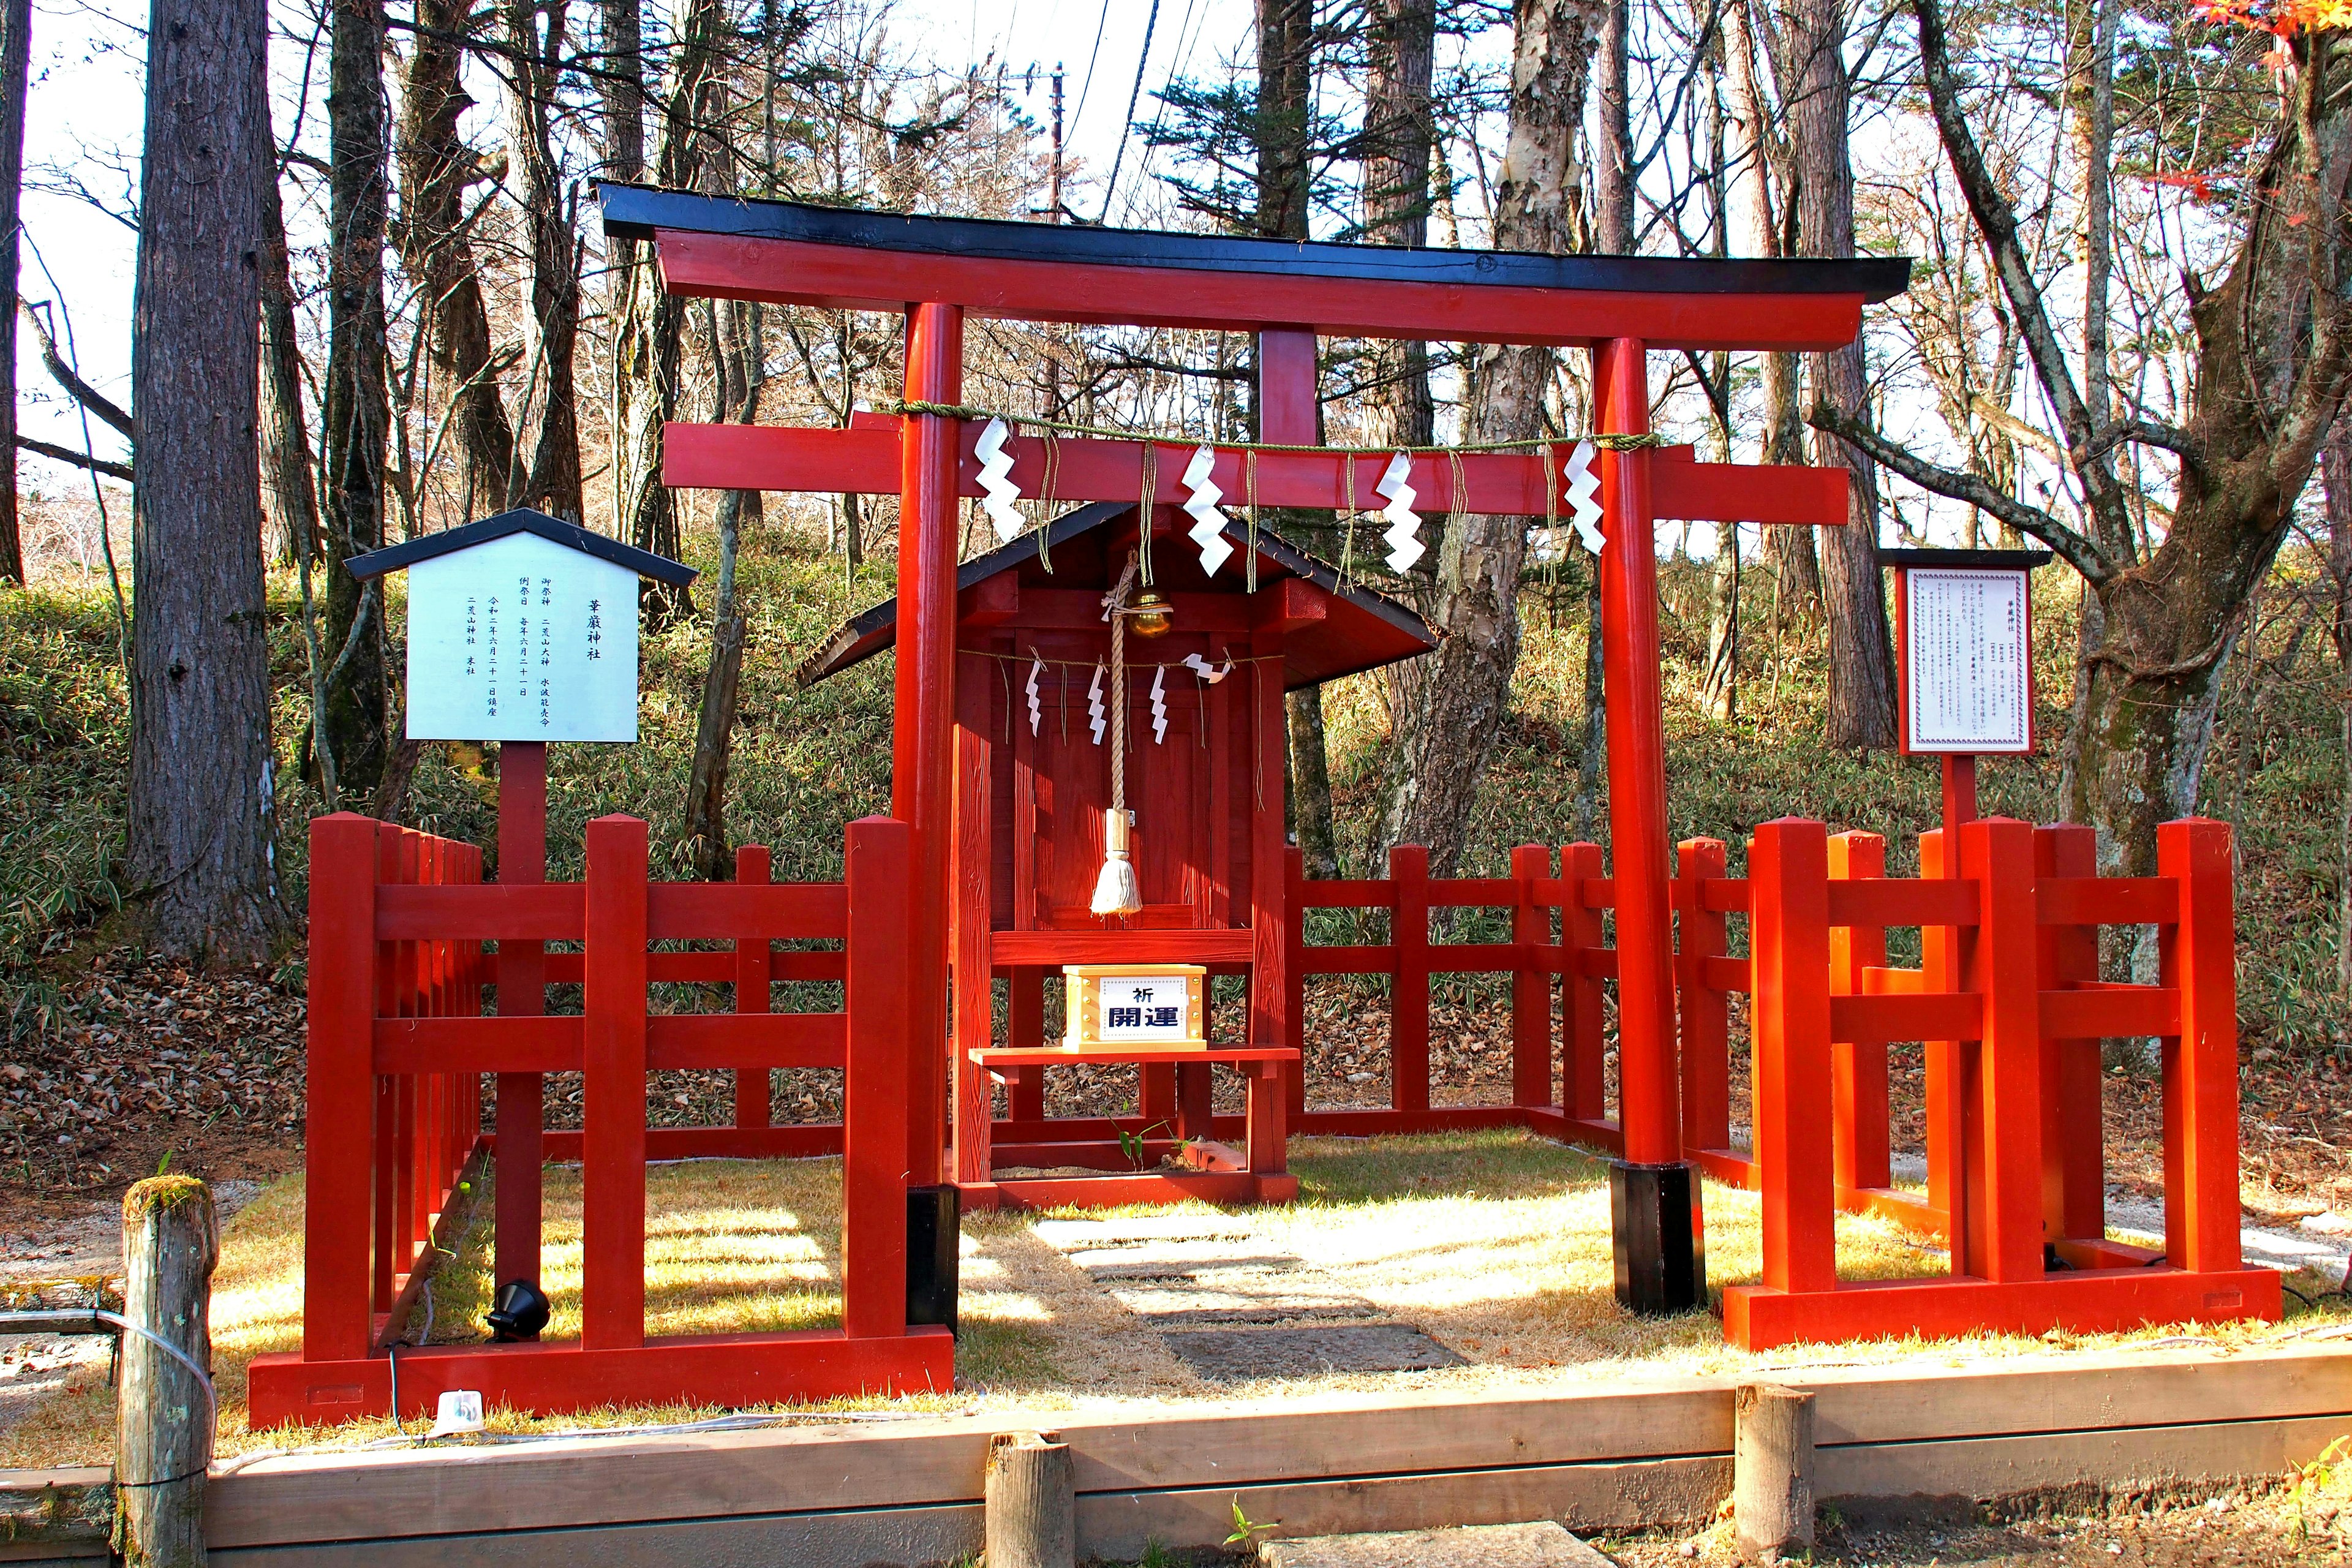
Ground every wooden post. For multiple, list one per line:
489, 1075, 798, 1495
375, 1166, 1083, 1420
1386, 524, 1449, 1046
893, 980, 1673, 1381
304, 815, 378, 1365
1827, 831, 1890, 1193
733, 845, 774, 1129
1918, 827, 1967, 1271
1388, 843, 1430, 1113
2160, 816, 2240, 1274
117, 1175, 218, 1568
984, 1431, 1075, 1568
1559, 842, 1607, 1122
1510, 843, 1555, 1111
845, 815, 913, 1338
494, 739, 548, 1297
1674, 838, 1730, 1152
1732, 1383, 1815, 1562
1750, 818, 1834, 1297
582, 814, 649, 1349
1957, 817, 2043, 1283
1281, 845, 1306, 1117
2035, 824, 2104, 1245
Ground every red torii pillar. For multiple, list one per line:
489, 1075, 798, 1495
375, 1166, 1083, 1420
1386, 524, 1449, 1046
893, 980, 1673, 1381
897, 303, 961, 1186
1595, 337, 1701, 1314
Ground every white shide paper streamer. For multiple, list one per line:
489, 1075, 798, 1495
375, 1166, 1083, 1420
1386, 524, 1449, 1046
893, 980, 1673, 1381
1375, 451, 1423, 573
975, 417, 1025, 541
1181, 445, 1234, 577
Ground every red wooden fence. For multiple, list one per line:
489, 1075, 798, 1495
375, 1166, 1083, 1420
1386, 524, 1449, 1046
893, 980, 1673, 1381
247, 812, 951, 1428
1713, 815, 2277, 1348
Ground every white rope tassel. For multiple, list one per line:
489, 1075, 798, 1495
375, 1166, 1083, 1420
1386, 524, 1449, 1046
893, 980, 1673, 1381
1564, 439, 1605, 556
1086, 660, 1107, 745
1091, 556, 1144, 917
1181, 444, 1234, 576
975, 417, 1025, 541
1025, 653, 1044, 736
1149, 665, 1169, 743
1376, 451, 1423, 573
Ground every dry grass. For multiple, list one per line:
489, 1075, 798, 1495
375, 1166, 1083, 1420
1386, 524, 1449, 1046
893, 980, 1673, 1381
4, 1129, 2345, 1467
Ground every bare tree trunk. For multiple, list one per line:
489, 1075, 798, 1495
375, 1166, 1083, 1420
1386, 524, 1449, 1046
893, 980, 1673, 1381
611, 0, 712, 620
1364, 0, 1441, 842
258, 140, 317, 565
2329, 418, 2352, 1000
317, 0, 393, 798
0, 0, 26, 583
1253, 0, 1341, 876
1698, 48, 1739, 723
1789, 0, 1896, 748
1728, 0, 1820, 628
397, 0, 516, 517
1572, 0, 1627, 840
128, 0, 279, 961
507, 0, 583, 518
1379, 0, 1605, 876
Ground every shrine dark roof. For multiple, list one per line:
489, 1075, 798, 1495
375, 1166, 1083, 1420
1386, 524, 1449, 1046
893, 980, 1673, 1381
598, 185, 1911, 303
795, 503, 1437, 692
345, 507, 699, 587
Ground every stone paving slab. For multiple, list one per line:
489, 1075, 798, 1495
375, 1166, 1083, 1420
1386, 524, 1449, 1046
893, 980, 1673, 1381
1159, 1323, 1468, 1379
1259, 1521, 1616, 1567
1104, 1287, 1382, 1325
1030, 1217, 1256, 1246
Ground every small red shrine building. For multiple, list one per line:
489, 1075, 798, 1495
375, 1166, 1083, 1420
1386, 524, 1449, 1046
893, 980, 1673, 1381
799, 500, 1436, 1207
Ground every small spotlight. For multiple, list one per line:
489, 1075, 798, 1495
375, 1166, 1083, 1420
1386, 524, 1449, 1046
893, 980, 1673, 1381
1129, 591, 1174, 637
486, 1278, 551, 1341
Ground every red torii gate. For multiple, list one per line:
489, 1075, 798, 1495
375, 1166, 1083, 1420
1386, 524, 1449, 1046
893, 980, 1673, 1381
599, 185, 1910, 1311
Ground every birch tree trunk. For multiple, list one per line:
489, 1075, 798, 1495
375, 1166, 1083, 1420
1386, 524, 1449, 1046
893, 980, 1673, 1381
128, 0, 279, 960
1378, 0, 1605, 875
317, 0, 392, 797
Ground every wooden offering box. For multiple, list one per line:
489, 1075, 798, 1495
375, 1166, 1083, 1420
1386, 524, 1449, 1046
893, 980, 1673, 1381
1063, 963, 1206, 1052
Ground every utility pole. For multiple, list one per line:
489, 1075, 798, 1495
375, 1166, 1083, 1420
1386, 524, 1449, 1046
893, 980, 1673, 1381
1045, 64, 1064, 416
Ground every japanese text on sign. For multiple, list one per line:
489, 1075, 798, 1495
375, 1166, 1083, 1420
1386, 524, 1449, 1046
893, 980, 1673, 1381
404, 530, 642, 742
1902, 568, 2032, 754
1098, 977, 1190, 1042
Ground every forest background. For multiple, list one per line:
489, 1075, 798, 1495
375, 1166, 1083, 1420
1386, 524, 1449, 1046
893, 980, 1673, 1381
2, 0, 2351, 1206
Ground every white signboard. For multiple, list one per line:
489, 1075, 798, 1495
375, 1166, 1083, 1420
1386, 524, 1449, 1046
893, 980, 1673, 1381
1098, 976, 1191, 1043
404, 532, 641, 742
1901, 568, 2031, 754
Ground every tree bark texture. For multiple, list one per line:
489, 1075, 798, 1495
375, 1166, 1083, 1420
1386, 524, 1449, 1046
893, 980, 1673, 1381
1789, 0, 1896, 748
2328, 417, 2352, 999
506, 0, 583, 518
1378, 0, 1605, 876
127, 0, 278, 962
258, 145, 318, 565
1596, 0, 1631, 253
114, 1177, 217, 1568
1254, 0, 1314, 243
319, 0, 391, 797
612, 0, 718, 621
0, 0, 27, 583
397, 0, 518, 517
1363, 0, 1441, 811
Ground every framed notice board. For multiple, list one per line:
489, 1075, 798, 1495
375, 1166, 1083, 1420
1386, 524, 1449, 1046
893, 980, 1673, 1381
1883, 548, 2052, 756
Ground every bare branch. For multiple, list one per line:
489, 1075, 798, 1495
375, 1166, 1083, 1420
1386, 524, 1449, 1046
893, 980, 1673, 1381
1808, 399, 2111, 582
2076, 418, 2205, 477
16, 435, 132, 481
1967, 393, 2061, 462
20, 301, 134, 442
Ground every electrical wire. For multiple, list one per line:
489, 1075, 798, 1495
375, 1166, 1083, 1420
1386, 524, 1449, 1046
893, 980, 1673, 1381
1066, 0, 1113, 146
1095, 0, 1164, 225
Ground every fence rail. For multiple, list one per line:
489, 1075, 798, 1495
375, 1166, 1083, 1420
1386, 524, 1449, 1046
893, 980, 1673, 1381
246, 812, 952, 1428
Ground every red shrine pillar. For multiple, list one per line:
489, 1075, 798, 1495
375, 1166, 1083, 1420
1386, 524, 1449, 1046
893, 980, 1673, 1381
1594, 337, 1704, 1313
897, 303, 962, 1185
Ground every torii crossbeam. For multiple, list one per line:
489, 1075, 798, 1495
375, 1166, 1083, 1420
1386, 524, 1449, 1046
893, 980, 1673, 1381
599, 183, 1909, 1313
